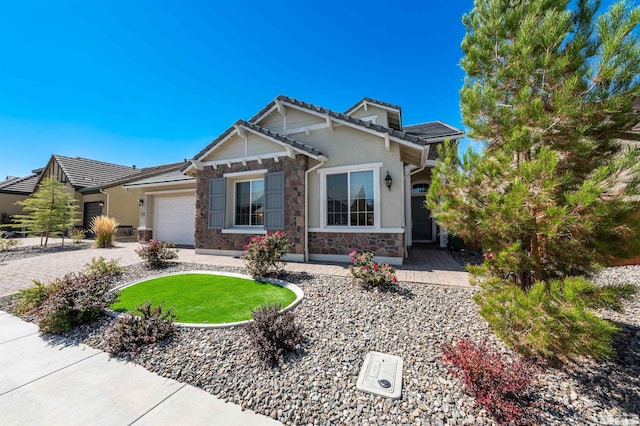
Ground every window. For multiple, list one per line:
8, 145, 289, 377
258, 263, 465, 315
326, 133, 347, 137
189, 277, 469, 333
412, 183, 429, 193
326, 170, 374, 227
235, 179, 264, 226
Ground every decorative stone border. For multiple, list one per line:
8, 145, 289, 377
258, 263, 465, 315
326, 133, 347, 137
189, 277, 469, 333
107, 270, 304, 329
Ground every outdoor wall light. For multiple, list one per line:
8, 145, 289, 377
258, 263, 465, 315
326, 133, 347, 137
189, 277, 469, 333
138, 198, 144, 207
385, 171, 393, 190
98, 202, 104, 208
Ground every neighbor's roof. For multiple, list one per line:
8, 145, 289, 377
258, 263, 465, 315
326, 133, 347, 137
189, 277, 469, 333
0, 174, 39, 194
51, 155, 136, 189
403, 122, 465, 140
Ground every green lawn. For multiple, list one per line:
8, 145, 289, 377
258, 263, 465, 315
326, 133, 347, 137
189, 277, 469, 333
111, 273, 297, 323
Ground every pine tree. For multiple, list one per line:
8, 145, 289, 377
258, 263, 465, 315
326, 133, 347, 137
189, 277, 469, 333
15, 177, 80, 247
428, 0, 640, 291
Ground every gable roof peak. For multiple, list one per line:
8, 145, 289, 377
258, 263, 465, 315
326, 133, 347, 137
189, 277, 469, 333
343, 97, 402, 115
43, 154, 137, 189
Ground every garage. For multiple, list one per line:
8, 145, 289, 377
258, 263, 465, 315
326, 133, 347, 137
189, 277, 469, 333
154, 196, 196, 246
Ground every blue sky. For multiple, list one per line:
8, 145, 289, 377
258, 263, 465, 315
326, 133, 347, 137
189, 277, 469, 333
0, 0, 617, 178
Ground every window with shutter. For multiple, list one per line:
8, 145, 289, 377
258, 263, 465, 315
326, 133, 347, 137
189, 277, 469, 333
264, 171, 284, 230
208, 177, 226, 229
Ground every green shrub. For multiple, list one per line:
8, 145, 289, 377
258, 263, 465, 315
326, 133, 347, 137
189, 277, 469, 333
348, 250, 397, 288
38, 271, 118, 334
242, 232, 292, 278
69, 228, 86, 243
0, 238, 21, 251
105, 301, 175, 354
245, 304, 302, 366
474, 277, 635, 359
90, 215, 119, 248
16, 279, 53, 314
83, 256, 124, 280
135, 240, 178, 267
443, 339, 536, 425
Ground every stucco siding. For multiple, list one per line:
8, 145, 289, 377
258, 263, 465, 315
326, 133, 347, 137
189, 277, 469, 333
294, 125, 404, 229
202, 133, 285, 162
104, 186, 140, 227
259, 108, 325, 134
0, 193, 28, 217
348, 104, 390, 127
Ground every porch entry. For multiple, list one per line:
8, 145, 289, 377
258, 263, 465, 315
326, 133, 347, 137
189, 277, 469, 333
411, 183, 434, 242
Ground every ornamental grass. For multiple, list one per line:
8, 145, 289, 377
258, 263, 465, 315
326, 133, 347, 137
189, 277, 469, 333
90, 215, 119, 248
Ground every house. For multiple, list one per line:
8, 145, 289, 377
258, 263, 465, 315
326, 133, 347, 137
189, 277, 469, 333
25, 155, 182, 235
610, 97, 640, 266
0, 172, 40, 226
133, 96, 464, 265
32, 155, 141, 232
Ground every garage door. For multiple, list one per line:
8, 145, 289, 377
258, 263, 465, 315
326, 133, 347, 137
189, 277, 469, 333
155, 196, 196, 246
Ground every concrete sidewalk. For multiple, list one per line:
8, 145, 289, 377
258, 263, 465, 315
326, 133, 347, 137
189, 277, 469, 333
0, 311, 280, 426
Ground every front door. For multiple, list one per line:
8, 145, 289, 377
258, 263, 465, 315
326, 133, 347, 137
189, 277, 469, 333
411, 183, 433, 242
83, 202, 103, 231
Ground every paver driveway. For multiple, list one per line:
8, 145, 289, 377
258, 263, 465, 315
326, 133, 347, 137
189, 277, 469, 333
0, 240, 141, 297
0, 239, 469, 298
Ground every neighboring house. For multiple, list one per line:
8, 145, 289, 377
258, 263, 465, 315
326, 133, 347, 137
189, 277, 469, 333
34, 155, 139, 232
134, 95, 463, 264
0, 172, 40, 222
1, 155, 187, 236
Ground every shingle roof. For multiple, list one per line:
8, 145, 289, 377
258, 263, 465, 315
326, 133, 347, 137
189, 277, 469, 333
123, 169, 195, 187
93, 162, 186, 190
186, 119, 326, 171
52, 155, 136, 189
189, 96, 465, 172
403, 122, 464, 140
343, 97, 402, 115
0, 174, 38, 194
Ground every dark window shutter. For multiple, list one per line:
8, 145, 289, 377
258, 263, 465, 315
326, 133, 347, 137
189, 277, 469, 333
264, 171, 284, 230
208, 177, 226, 229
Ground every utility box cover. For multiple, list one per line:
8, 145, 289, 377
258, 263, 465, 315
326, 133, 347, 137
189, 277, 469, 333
356, 351, 403, 400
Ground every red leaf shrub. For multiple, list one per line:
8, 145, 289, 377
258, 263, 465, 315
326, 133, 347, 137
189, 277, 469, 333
245, 304, 302, 367
348, 250, 397, 288
442, 339, 536, 425
242, 232, 292, 278
135, 240, 178, 267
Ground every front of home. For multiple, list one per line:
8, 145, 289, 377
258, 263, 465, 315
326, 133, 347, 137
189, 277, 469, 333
133, 96, 463, 265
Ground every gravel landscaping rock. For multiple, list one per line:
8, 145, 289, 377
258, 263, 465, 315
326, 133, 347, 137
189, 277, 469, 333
2, 261, 639, 425
0, 241, 91, 262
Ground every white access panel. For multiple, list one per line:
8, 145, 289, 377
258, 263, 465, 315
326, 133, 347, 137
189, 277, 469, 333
356, 351, 403, 400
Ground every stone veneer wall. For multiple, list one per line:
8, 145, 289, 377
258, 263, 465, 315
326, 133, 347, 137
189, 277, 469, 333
195, 155, 307, 254
309, 232, 405, 258
137, 229, 153, 243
